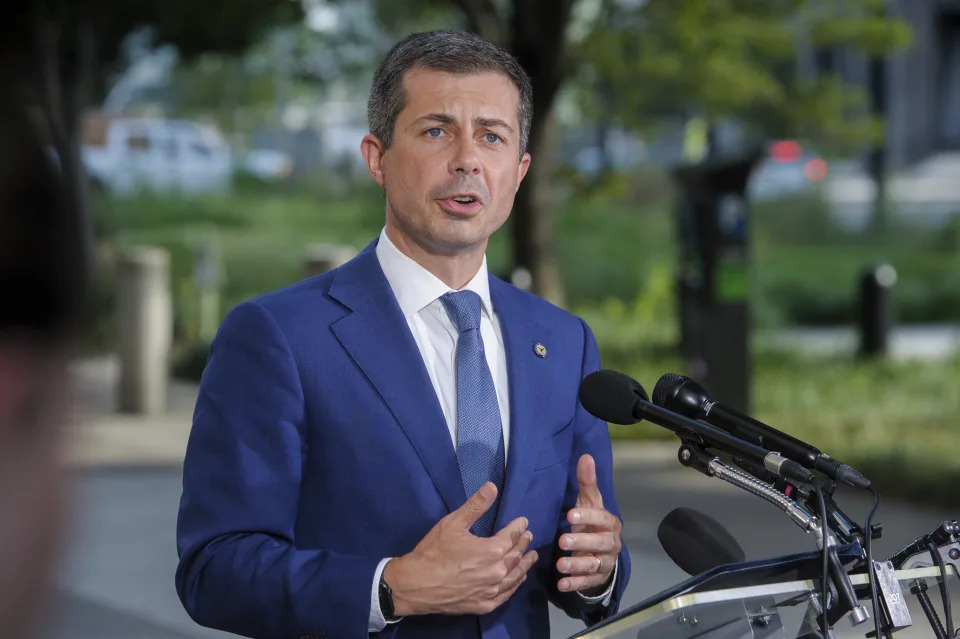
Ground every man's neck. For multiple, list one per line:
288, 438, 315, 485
385, 226, 485, 290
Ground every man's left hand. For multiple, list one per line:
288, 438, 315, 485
556, 454, 622, 595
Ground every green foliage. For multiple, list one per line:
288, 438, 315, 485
91, 176, 960, 349
574, 0, 912, 153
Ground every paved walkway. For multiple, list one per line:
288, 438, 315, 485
66, 356, 197, 468
758, 323, 960, 361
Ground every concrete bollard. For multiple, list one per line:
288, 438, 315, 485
117, 247, 172, 414
303, 243, 355, 278
858, 263, 897, 357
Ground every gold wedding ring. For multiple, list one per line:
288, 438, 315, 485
592, 554, 602, 573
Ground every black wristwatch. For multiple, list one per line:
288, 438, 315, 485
378, 573, 397, 620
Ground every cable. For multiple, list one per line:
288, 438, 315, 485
865, 486, 889, 639
812, 484, 829, 636
926, 538, 954, 639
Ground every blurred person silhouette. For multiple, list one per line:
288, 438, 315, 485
0, 95, 85, 638
176, 30, 630, 638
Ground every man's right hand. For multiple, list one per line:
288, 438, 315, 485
383, 482, 538, 616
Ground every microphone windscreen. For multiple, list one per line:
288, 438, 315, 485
578, 370, 648, 425
652, 372, 687, 408
657, 507, 746, 576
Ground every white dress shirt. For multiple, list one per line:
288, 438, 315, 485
367, 228, 613, 631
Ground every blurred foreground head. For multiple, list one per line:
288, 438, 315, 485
0, 96, 82, 637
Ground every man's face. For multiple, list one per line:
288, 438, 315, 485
362, 69, 531, 257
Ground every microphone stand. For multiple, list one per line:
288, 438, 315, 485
888, 520, 960, 639
675, 441, 870, 636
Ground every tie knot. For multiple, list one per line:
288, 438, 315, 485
441, 290, 483, 333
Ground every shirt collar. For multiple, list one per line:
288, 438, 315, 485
375, 227, 493, 320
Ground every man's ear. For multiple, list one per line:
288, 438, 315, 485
515, 152, 532, 190
361, 134, 388, 186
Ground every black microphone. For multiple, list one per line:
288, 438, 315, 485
657, 507, 746, 575
579, 370, 816, 485
652, 373, 871, 489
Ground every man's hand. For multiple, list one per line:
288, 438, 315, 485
556, 454, 622, 596
384, 482, 538, 616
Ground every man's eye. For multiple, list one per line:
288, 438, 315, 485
426, 128, 444, 138
483, 133, 502, 144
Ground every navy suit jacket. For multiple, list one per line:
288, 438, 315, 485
175, 240, 631, 638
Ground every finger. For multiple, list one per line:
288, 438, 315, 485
491, 570, 529, 609
492, 516, 530, 550
499, 549, 539, 594
498, 530, 533, 571
556, 554, 611, 575
567, 507, 621, 531
558, 531, 620, 554
450, 482, 497, 530
575, 454, 603, 509
558, 572, 611, 593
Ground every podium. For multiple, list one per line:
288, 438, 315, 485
567, 546, 954, 638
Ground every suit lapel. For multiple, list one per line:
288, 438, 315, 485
489, 277, 555, 530
328, 242, 467, 513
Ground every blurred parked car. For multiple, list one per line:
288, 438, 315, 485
825, 151, 960, 229
748, 140, 829, 202
83, 112, 232, 195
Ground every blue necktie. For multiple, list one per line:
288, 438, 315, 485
440, 290, 505, 537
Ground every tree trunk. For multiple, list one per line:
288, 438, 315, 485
509, 0, 575, 306
511, 113, 564, 305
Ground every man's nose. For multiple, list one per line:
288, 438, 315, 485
449, 137, 481, 175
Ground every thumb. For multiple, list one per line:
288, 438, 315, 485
575, 454, 603, 509
451, 482, 497, 530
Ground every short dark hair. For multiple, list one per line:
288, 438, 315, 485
367, 29, 533, 156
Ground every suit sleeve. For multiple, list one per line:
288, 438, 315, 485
175, 300, 380, 639
547, 318, 632, 624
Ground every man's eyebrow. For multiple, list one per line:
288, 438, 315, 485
410, 113, 516, 136
411, 113, 457, 126
475, 117, 515, 136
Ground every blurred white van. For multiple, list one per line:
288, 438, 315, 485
83, 113, 232, 195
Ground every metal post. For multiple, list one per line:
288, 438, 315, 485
858, 263, 897, 357
117, 247, 172, 414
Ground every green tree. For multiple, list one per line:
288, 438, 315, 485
1, 0, 304, 306
576, 0, 913, 157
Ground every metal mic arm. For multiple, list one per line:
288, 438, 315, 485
677, 441, 821, 537
676, 441, 871, 632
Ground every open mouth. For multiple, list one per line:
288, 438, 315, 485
439, 193, 484, 215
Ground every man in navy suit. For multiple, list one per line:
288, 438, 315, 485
176, 29, 631, 638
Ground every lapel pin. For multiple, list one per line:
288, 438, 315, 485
534, 343, 547, 358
